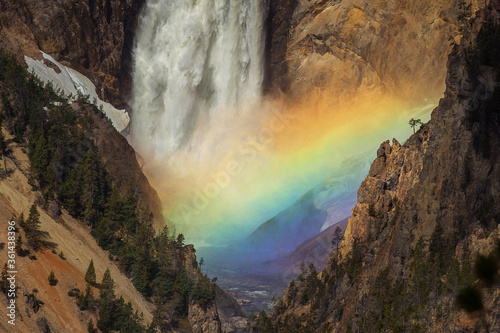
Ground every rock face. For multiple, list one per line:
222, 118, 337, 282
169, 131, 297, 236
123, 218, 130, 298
265, 0, 299, 92
188, 301, 222, 333
266, 0, 483, 103
0, 0, 144, 108
88, 109, 164, 226
270, 3, 500, 332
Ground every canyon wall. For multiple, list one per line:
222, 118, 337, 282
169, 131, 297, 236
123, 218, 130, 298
0, 0, 144, 108
266, 0, 484, 104
269, 2, 500, 331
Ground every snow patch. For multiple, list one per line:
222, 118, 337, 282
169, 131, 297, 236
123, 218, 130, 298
24, 52, 130, 133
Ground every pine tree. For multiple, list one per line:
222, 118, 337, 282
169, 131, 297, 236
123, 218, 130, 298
199, 257, 204, 271
15, 235, 29, 257
98, 268, 116, 332
100, 268, 114, 296
176, 233, 185, 248
48, 270, 58, 286
87, 318, 97, 333
26, 204, 42, 250
18, 212, 25, 229
15, 235, 23, 254
332, 226, 344, 254
85, 259, 97, 286
77, 283, 95, 311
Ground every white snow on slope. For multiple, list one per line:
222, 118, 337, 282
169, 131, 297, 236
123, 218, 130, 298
25, 52, 130, 132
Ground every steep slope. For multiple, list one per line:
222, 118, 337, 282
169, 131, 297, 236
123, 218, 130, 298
269, 218, 348, 273
0, 129, 154, 332
88, 107, 164, 228
265, 2, 500, 332
243, 191, 328, 262
0, 51, 249, 332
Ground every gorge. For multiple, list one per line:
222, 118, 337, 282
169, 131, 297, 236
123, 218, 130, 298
0, 0, 499, 332
126, 0, 467, 314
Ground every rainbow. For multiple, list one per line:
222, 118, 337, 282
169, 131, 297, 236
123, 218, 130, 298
144, 89, 437, 250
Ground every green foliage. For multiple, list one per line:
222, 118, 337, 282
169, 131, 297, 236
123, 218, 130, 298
16, 235, 30, 257
25, 204, 43, 250
248, 310, 276, 333
191, 278, 216, 307
67, 288, 81, 297
85, 259, 97, 286
176, 233, 185, 248
48, 271, 58, 286
87, 318, 97, 333
0, 51, 218, 330
299, 263, 321, 306
346, 237, 365, 281
77, 284, 96, 312
58, 251, 66, 260
96, 268, 144, 332
172, 267, 192, 318
297, 262, 308, 282
331, 226, 344, 254
97, 296, 144, 333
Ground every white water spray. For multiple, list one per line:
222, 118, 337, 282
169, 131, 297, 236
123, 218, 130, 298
130, 0, 266, 158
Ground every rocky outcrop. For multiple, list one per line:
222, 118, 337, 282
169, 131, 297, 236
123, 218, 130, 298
188, 301, 222, 333
266, 0, 483, 104
270, 2, 500, 331
184, 244, 245, 333
0, 0, 144, 108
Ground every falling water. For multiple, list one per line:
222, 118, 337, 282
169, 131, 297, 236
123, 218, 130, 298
130, 0, 267, 157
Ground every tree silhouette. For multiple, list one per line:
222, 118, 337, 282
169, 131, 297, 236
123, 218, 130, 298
332, 227, 344, 254
409, 118, 423, 134
85, 259, 97, 286
48, 271, 58, 286
26, 204, 43, 250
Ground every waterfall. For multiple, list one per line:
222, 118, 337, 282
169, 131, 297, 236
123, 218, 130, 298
130, 0, 267, 157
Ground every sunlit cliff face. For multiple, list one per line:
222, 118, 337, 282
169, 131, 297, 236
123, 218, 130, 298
129, 0, 466, 249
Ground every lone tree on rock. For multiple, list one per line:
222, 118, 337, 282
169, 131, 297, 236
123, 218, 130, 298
409, 118, 423, 134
